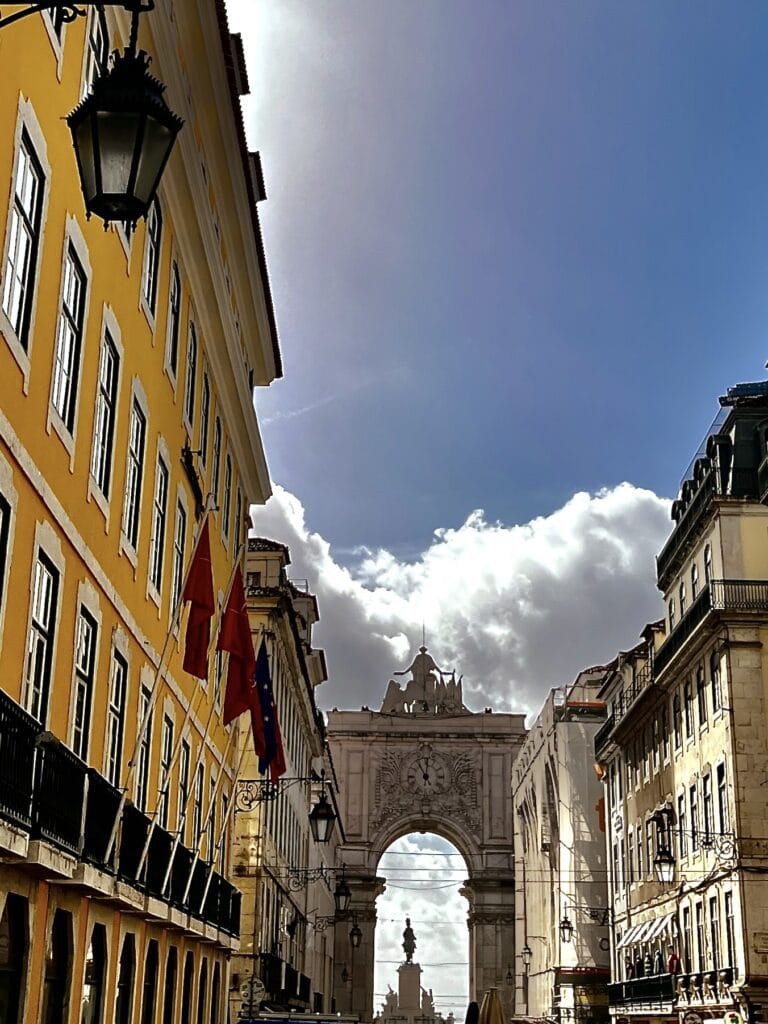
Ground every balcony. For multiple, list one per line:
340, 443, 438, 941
594, 666, 653, 754
0, 689, 240, 938
608, 973, 676, 1007
654, 580, 768, 678
657, 470, 716, 587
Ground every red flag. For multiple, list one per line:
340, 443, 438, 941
182, 518, 215, 679
217, 570, 267, 757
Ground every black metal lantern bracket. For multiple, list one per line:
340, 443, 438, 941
234, 774, 326, 813
0, 2, 154, 33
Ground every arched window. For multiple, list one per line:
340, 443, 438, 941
42, 909, 72, 1024
691, 562, 699, 600
196, 958, 208, 1024
679, 580, 687, 617
669, 598, 676, 632
115, 934, 136, 1024
141, 940, 159, 1024
209, 963, 221, 1024
167, 262, 181, 377
180, 951, 195, 1024
80, 923, 107, 1024
162, 947, 177, 1024
0, 894, 28, 1024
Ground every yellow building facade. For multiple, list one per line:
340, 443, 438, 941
0, 3, 280, 1022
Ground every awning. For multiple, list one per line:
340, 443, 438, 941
616, 924, 641, 949
646, 911, 676, 942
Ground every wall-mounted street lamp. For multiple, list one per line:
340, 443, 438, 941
521, 944, 532, 969
559, 905, 574, 944
340, 964, 349, 984
0, 2, 182, 225
308, 788, 337, 844
234, 773, 338, 844
349, 914, 362, 949
335, 872, 352, 917
505, 966, 514, 986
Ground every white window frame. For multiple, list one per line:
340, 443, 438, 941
22, 523, 64, 727
198, 369, 210, 470
182, 318, 197, 433
48, 217, 91, 457
221, 453, 232, 544
105, 640, 129, 788
88, 305, 123, 518
211, 416, 221, 509
140, 198, 162, 328
0, 98, 51, 387
135, 680, 154, 813
169, 486, 188, 626
68, 580, 101, 761
80, 6, 109, 99
120, 379, 149, 565
158, 710, 174, 830
164, 257, 182, 385
41, 7, 67, 77
0, 453, 19, 656
147, 439, 170, 604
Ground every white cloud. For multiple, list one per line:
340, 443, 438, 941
250, 482, 672, 714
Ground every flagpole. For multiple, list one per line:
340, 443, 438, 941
180, 725, 241, 907
104, 502, 217, 864
158, 542, 251, 896
196, 730, 251, 915
134, 544, 244, 880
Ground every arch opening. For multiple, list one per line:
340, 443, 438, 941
373, 833, 470, 1024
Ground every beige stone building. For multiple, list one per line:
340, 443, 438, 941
230, 537, 343, 1020
595, 380, 768, 1024
512, 671, 610, 1024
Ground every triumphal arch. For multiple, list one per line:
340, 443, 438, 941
326, 647, 527, 1021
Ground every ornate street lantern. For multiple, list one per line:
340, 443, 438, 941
308, 790, 337, 844
334, 875, 352, 916
559, 910, 574, 944
349, 921, 362, 949
68, 47, 183, 225
653, 808, 676, 884
521, 944, 532, 968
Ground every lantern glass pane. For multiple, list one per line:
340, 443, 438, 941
95, 112, 141, 195
133, 116, 174, 205
74, 118, 97, 200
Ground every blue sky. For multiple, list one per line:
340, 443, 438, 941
228, 0, 768, 560
222, 5, 768, 1013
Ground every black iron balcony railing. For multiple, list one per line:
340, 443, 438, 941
608, 973, 676, 1007
0, 690, 38, 831
83, 768, 121, 869
260, 952, 283, 995
0, 689, 241, 938
654, 579, 768, 677
31, 733, 87, 854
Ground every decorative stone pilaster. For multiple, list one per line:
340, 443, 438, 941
334, 875, 386, 1020
461, 876, 517, 1021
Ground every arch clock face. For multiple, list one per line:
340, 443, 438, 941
406, 753, 448, 794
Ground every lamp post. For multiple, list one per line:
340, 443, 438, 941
559, 905, 574, 945
0, 1, 183, 225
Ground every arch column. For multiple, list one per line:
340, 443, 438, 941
334, 875, 385, 1021
462, 876, 516, 1021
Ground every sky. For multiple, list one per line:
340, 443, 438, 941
222, 0, 768, 1015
